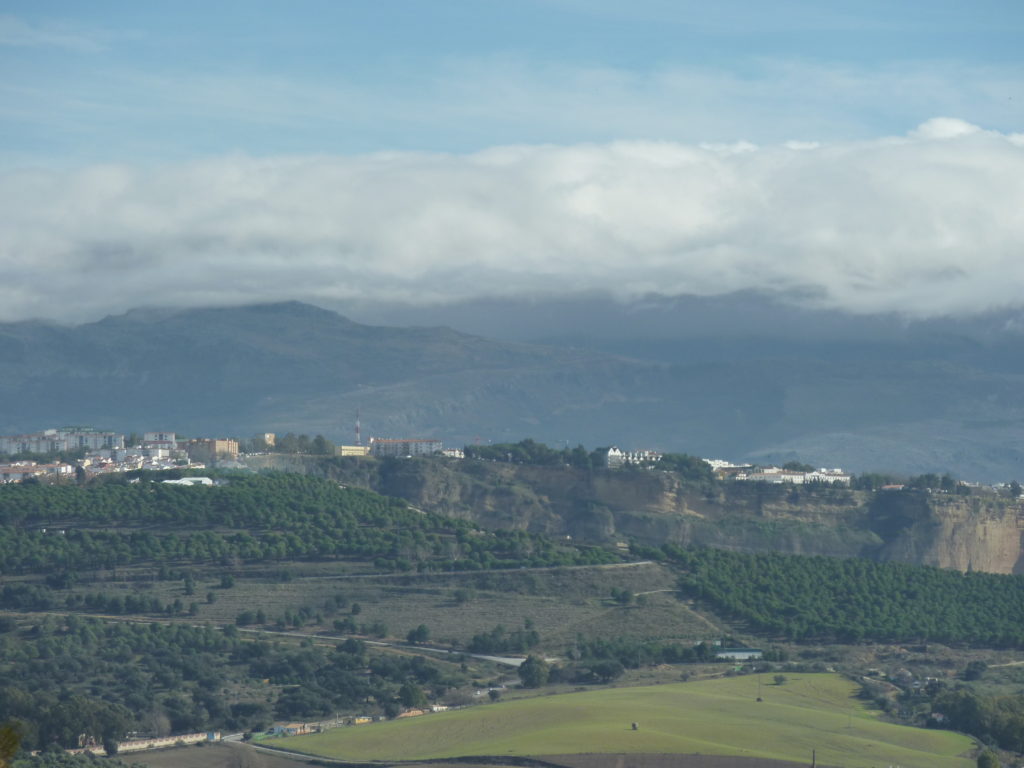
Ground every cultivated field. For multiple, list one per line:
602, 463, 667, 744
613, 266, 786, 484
124, 741, 311, 768
279, 674, 976, 768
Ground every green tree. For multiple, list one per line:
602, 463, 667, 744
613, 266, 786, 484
398, 682, 428, 710
518, 655, 549, 688
977, 749, 999, 768
590, 659, 625, 683
782, 461, 815, 472
963, 660, 988, 681
311, 435, 335, 455
406, 624, 430, 644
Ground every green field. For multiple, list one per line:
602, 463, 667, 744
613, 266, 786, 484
280, 674, 976, 768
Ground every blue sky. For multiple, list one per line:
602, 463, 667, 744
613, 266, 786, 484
2, 0, 1021, 164
1, 1, 1022, 323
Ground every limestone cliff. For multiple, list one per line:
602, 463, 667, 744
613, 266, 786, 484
870, 492, 1024, 574
243, 454, 1024, 574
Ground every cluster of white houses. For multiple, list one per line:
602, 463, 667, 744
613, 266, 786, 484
0, 427, 124, 455
0, 428, 239, 461
604, 446, 663, 468
0, 461, 75, 483
601, 449, 851, 484
735, 466, 851, 485
0, 428, 242, 482
705, 460, 851, 485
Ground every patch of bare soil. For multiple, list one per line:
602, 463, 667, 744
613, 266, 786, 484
120, 741, 315, 768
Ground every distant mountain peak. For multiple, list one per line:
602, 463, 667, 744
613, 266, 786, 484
90, 301, 356, 328
229, 301, 348, 319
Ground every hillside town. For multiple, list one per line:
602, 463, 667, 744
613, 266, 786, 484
2, 424, 1008, 493
0, 424, 903, 490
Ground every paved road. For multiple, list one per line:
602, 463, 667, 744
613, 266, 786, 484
306, 559, 656, 582
236, 627, 535, 667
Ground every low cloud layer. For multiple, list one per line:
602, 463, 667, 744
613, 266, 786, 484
2, 119, 1022, 324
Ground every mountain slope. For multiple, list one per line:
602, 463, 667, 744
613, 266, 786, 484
3, 301, 1024, 480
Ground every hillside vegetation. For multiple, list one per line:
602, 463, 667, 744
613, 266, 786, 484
667, 544, 1024, 646
0, 471, 614, 578
0, 615, 474, 752
281, 674, 975, 768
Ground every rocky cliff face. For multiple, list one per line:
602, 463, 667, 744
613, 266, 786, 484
870, 492, 1024, 574
243, 454, 1024, 574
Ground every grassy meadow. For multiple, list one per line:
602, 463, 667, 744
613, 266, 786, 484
280, 674, 976, 768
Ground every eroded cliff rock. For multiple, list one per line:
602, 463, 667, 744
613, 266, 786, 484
244, 454, 1024, 573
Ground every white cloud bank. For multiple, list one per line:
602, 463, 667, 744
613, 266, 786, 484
1, 118, 1022, 323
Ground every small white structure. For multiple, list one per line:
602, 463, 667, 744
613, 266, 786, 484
161, 476, 214, 486
716, 648, 763, 661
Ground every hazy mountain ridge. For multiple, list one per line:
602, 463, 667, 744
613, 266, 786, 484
3, 300, 1024, 481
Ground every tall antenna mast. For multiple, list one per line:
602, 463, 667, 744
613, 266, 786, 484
355, 410, 362, 446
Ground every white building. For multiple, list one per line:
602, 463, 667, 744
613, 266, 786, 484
716, 648, 763, 661
0, 428, 124, 455
804, 468, 852, 486
605, 446, 662, 468
368, 438, 443, 458
736, 467, 808, 484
